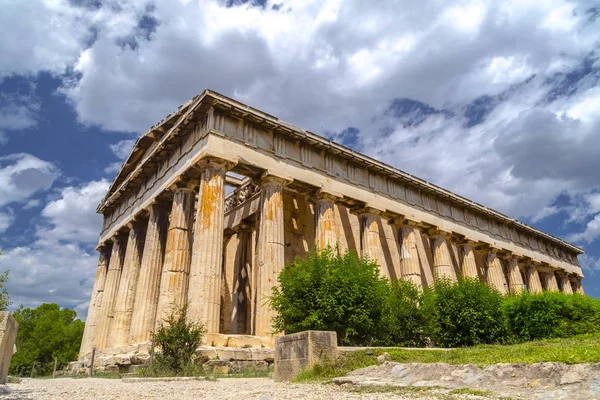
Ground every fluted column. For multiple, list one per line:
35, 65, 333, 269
505, 255, 525, 294
95, 233, 127, 350
255, 173, 288, 336
156, 185, 196, 327
458, 241, 478, 279
79, 243, 112, 358
230, 224, 252, 334
430, 231, 457, 281
108, 220, 146, 348
314, 191, 338, 249
187, 158, 231, 333
485, 250, 509, 295
524, 263, 543, 294
129, 202, 169, 344
557, 271, 573, 294
396, 221, 422, 288
570, 276, 585, 294
540, 269, 559, 292
357, 208, 383, 266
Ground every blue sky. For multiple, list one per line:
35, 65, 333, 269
0, 0, 599, 319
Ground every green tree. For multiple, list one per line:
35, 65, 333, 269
0, 269, 11, 311
9, 303, 85, 377
270, 247, 389, 346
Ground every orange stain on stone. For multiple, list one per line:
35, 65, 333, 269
266, 191, 282, 222
200, 174, 221, 229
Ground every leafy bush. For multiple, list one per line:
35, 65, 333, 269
270, 247, 389, 346
376, 279, 426, 347
502, 291, 600, 341
10, 303, 84, 377
147, 307, 205, 375
422, 278, 506, 347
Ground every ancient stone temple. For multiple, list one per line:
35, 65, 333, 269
79, 89, 585, 359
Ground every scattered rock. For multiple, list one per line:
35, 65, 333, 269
376, 352, 390, 363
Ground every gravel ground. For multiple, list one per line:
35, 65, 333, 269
2, 377, 445, 400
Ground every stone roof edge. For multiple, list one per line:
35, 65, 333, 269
99, 89, 585, 255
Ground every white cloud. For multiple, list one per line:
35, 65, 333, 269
0, 179, 109, 319
0, 241, 97, 318
104, 162, 122, 175
40, 179, 110, 243
569, 215, 600, 244
0, 153, 60, 207
0, 211, 14, 234
0, 0, 91, 78
110, 139, 136, 160
48, 0, 600, 226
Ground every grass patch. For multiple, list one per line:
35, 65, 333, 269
448, 388, 493, 396
295, 333, 600, 383
294, 351, 378, 382
384, 333, 600, 366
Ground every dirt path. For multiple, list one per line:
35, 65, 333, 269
2, 377, 449, 400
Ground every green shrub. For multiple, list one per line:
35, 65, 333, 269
270, 247, 388, 346
375, 279, 426, 347
422, 278, 506, 347
149, 307, 205, 375
502, 291, 600, 341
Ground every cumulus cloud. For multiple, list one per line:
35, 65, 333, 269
0, 211, 14, 234
0, 92, 40, 132
0, 0, 91, 78
109, 139, 136, 160
0, 241, 97, 317
0, 179, 109, 319
51, 0, 600, 228
0, 154, 60, 207
39, 179, 110, 243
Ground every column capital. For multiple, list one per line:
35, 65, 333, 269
126, 218, 146, 231
259, 170, 293, 187
95, 241, 113, 253
145, 199, 171, 215
426, 228, 453, 239
555, 269, 570, 278
352, 206, 384, 216
168, 176, 198, 193
312, 189, 340, 203
233, 222, 253, 233
197, 155, 237, 172
109, 230, 128, 244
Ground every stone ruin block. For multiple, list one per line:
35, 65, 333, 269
0, 312, 18, 385
274, 330, 338, 382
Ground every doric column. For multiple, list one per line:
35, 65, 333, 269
314, 191, 338, 250
395, 220, 422, 288
505, 255, 525, 294
255, 173, 288, 336
540, 269, 559, 292
485, 250, 509, 295
429, 230, 457, 282
108, 220, 146, 348
457, 240, 478, 279
129, 202, 169, 344
356, 207, 383, 266
155, 183, 196, 327
95, 233, 127, 350
524, 262, 543, 294
187, 157, 232, 333
556, 271, 573, 294
79, 243, 112, 358
570, 276, 585, 295
230, 224, 252, 334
